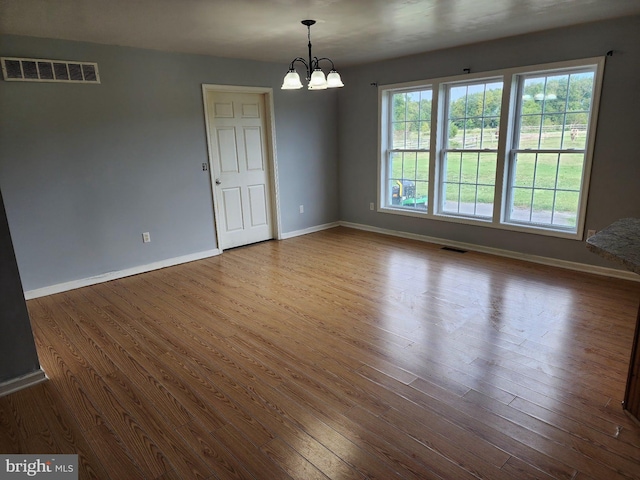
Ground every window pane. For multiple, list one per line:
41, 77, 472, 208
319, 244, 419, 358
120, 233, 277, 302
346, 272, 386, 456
416, 153, 430, 181
532, 189, 554, 224
533, 153, 559, 189
541, 115, 562, 149
461, 153, 479, 184
478, 152, 497, 183
393, 123, 406, 149
391, 89, 432, 149
459, 184, 477, 215
415, 181, 429, 197
564, 113, 587, 149
554, 191, 580, 226
389, 179, 400, 205
404, 153, 417, 179
541, 74, 568, 113
477, 186, 495, 216
393, 93, 407, 122
446, 153, 462, 183
513, 153, 535, 187
567, 72, 594, 112
511, 187, 533, 220
405, 122, 420, 148
449, 86, 467, 119
443, 183, 461, 213
419, 124, 431, 149
481, 119, 500, 149
556, 153, 584, 190
390, 152, 403, 178
520, 115, 542, 148
521, 95, 542, 114
387, 150, 429, 210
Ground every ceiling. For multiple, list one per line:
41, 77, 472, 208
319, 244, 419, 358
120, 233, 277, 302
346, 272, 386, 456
1, 0, 640, 67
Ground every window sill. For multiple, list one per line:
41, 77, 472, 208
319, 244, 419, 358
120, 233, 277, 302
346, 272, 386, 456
378, 206, 582, 240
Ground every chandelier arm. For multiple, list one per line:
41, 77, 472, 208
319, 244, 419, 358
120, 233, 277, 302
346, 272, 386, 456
314, 57, 337, 70
289, 57, 311, 79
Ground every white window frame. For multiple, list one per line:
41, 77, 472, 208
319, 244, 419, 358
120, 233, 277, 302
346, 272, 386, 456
380, 86, 433, 213
378, 57, 605, 239
438, 77, 504, 220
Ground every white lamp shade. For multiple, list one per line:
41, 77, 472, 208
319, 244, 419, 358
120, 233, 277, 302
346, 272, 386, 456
308, 69, 328, 90
282, 70, 303, 89
327, 70, 344, 88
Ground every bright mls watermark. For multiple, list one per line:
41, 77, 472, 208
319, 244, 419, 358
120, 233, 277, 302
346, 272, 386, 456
1, 455, 77, 479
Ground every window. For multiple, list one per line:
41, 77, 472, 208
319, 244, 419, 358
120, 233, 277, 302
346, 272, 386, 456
441, 79, 503, 218
385, 88, 432, 210
507, 68, 596, 229
379, 58, 604, 238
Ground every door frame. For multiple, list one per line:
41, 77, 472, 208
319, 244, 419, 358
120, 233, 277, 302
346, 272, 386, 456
201, 84, 281, 252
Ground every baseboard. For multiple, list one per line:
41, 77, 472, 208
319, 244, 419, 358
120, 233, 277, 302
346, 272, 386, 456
24, 248, 221, 300
339, 221, 640, 282
280, 222, 340, 240
0, 369, 48, 397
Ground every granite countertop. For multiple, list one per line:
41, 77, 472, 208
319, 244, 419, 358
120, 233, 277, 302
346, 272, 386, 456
586, 218, 640, 276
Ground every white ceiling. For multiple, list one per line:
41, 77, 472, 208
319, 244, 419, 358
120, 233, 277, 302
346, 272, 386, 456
1, 0, 640, 67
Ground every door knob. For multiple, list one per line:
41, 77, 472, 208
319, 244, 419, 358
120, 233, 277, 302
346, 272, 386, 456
215, 179, 222, 185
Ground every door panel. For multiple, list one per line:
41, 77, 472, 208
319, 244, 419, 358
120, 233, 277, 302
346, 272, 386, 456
243, 127, 264, 171
207, 92, 272, 249
216, 127, 240, 173
221, 188, 244, 232
248, 184, 268, 227
241, 102, 260, 117
214, 101, 234, 118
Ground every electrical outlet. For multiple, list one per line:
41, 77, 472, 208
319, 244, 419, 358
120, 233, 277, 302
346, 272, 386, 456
142, 232, 151, 243
299, 205, 304, 214
587, 229, 596, 239
369, 202, 375, 210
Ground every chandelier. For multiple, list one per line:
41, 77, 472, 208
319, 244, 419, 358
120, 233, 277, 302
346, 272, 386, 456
281, 20, 344, 90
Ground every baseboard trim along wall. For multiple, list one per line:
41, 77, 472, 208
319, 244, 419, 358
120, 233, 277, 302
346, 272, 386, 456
24, 220, 637, 300
24, 222, 339, 300
339, 221, 640, 282
280, 222, 340, 240
24, 248, 221, 300
0, 369, 48, 397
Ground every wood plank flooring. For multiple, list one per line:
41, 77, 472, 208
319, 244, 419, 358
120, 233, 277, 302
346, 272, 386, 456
2, 227, 640, 479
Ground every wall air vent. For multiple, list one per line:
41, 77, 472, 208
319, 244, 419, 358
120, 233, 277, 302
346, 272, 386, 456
1, 57, 100, 84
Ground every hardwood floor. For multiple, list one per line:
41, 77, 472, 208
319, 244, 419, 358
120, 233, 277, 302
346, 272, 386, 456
2, 227, 640, 479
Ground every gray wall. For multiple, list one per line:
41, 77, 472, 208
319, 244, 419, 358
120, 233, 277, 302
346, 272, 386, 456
2, 15, 639, 297
0, 189, 40, 383
337, 15, 640, 267
0, 35, 339, 292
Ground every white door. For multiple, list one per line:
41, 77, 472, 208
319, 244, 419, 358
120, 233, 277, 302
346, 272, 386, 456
207, 92, 273, 250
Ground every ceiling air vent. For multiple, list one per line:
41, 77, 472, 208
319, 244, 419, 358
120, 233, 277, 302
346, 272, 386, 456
1, 57, 100, 84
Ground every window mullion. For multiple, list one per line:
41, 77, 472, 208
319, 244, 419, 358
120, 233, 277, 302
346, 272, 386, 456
429, 84, 442, 215
493, 73, 515, 224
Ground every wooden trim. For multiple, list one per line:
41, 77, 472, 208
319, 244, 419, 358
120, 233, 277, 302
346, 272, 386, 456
280, 222, 340, 239
0, 369, 47, 397
339, 221, 640, 282
24, 248, 220, 299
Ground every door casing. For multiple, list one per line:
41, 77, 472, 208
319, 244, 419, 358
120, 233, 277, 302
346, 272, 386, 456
202, 84, 281, 251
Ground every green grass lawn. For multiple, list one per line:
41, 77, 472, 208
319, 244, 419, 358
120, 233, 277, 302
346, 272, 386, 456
391, 128, 585, 216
